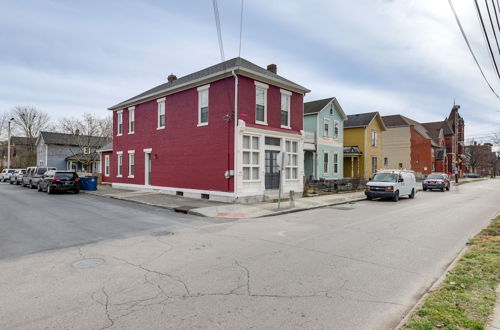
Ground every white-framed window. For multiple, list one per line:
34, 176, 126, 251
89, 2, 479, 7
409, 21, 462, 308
371, 156, 377, 173
255, 82, 268, 125
371, 130, 377, 147
333, 120, 339, 139
197, 84, 210, 126
117, 152, 123, 177
384, 157, 388, 166
333, 153, 339, 174
157, 97, 165, 129
399, 162, 403, 169
39, 160, 44, 166
323, 152, 329, 174
285, 140, 298, 179
104, 155, 110, 177
117, 110, 123, 136
323, 118, 330, 137
242, 135, 260, 181
128, 107, 135, 134
280, 89, 291, 128
330, 103, 334, 115
128, 151, 135, 178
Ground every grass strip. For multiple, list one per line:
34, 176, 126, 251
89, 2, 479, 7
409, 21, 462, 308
404, 215, 500, 329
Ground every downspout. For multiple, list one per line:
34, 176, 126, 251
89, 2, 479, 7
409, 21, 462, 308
232, 70, 238, 197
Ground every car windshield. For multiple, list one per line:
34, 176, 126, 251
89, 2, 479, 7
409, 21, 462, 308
54, 172, 77, 180
38, 168, 48, 175
8, 169, 15, 173
427, 174, 444, 179
371, 173, 398, 182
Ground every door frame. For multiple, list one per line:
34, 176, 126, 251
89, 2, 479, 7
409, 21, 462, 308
265, 149, 281, 190
144, 148, 152, 186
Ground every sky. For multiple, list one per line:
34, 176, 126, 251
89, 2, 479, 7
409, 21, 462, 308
0, 0, 499, 142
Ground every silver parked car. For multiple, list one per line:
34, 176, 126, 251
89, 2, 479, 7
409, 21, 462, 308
1, 169, 16, 182
9, 169, 26, 185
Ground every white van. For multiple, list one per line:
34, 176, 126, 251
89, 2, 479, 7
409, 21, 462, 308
365, 170, 417, 202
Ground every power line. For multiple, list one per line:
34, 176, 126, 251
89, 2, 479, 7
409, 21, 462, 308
212, 0, 225, 62
484, 0, 500, 55
492, 0, 500, 32
473, 0, 500, 80
447, 0, 500, 99
238, 0, 244, 57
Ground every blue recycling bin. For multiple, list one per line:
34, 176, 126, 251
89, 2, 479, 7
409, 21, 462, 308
80, 176, 98, 191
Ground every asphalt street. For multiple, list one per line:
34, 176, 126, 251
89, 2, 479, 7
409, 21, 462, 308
0, 179, 499, 329
0, 182, 211, 260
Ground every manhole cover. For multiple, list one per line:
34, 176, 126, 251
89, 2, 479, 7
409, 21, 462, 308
72, 258, 105, 269
151, 230, 174, 237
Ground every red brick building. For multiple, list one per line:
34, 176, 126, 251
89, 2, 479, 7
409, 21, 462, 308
101, 57, 309, 202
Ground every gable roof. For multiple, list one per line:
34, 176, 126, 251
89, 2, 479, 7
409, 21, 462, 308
109, 57, 310, 110
303, 97, 347, 120
382, 115, 432, 140
39, 131, 110, 148
344, 112, 386, 130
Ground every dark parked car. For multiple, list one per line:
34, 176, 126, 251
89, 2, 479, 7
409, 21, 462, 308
37, 170, 80, 194
23, 166, 56, 188
423, 173, 450, 191
9, 169, 26, 185
464, 173, 481, 178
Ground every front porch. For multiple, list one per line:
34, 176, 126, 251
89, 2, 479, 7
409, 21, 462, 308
343, 146, 362, 178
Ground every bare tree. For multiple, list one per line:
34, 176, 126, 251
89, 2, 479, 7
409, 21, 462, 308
464, 140, 486, 173
10, 106, 51, 165
57, 113, 111, 172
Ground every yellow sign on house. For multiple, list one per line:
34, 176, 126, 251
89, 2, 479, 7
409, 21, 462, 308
343, 112, 386, 179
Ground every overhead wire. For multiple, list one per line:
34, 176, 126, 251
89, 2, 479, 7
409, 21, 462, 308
212, 0, 225, 62
484, 0, 500, 55
473, 0, 500, 81
492, 0, 500, 31
447, 0, 500, 99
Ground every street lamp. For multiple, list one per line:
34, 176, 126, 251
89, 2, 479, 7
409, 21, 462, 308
7, 117, 15, 169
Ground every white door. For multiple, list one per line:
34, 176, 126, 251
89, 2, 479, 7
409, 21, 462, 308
144, 151, 152, 186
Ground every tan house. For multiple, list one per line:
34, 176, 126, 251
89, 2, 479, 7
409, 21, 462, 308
343, 112, 386, 179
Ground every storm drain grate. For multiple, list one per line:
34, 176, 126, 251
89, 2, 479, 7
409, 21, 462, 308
72, 258, 105, 269
151, 230, 174, 237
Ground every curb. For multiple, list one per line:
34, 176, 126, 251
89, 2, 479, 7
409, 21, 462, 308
82, 190, 177, 211
394, 243, 470, 329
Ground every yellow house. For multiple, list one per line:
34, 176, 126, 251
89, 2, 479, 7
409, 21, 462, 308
343, 112, 386, 179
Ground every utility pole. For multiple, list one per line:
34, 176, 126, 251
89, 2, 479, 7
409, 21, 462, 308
7, 118, 14, 169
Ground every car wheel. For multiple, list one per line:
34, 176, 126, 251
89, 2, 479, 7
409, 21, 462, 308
30, 181, 34, 189
423, 187, 427, 191
47, 185, 52, 194
441, 187, 444, 192
37, 183, 42, 192
366, 196, 372, 200
393, 191, 399, 202
74, 189, 80, 194
409, 189, 415, 199
446, 185, 450, 191
9, 180, 13, 184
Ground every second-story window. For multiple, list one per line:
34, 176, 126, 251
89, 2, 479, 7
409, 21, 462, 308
128, 107, 135, 134
280, 90, 291, 128
255, 82, 268, 124
117, 111, 123, 136
371, 130, 377, 147
334, 120, 339, 139
324, 118, 330, 137
197, 85, 210, 126
157, 97, 165, 129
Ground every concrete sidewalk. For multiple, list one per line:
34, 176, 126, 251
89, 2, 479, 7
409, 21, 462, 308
190, 191, 366, 218
84, 184, 366, 219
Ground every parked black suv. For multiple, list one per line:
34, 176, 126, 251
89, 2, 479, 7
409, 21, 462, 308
37, 170, 81, 194
23, 166, 57, 188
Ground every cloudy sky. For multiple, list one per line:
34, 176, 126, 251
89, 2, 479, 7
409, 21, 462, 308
1, 0, 499, 141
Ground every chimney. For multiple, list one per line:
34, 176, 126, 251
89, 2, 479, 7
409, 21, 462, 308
167, 73, 177, 82
267, 64, 277, 74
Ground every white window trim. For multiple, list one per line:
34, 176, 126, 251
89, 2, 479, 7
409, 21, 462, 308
128, 150, 135, 178
104, 155, 110, 177
333, 153, 339, 174
255, 82, 268, 125
333, 120, 339, 139
371, 130, 377, 147
116, 151, 123, 177
323, 118, 330, 137
117, 110, 123, 136
128, 107, 135, 134
323, 151, 329, 175
280, 89, 292, 129
284, 140, 299, 181
242, 135, 260, 182
157, 97, 165, 130
197, 84, 210, 127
